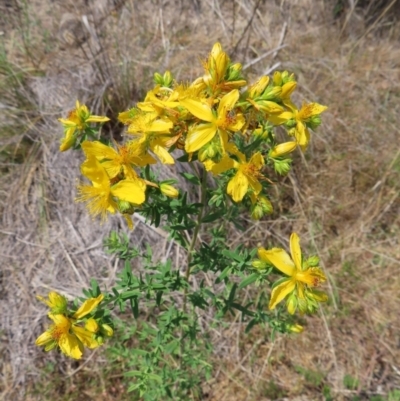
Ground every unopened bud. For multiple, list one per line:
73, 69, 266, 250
160, 183, 179, 198
288, 324, 304, 333
306, 255, 320, 267
117, 200, 135, 214
252, 259, 268, 270
101, 324, 114, 337
270, 142, 297, 158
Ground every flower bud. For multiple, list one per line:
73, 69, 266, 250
306, 255, 320, 268
101, 324, 114, 337
163, 71, 173, 87
59, 131, 76, 152
307, 115, 322, 130
117, 200, 135, 214
270, 142, 297, 158
85, 318, 99, 333
252, 259, 268, 270
160, 183, 179, 198
227, 63, 243, 81
287, 324, 303, 333
153, 72, 163, 85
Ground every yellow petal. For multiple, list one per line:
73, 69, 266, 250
249, 152, 264, 170
185, 123, 217, 153
298, 102, 327, 119
73, 294, 104, 319
290, 233, 302, 271
111, 179, 146, 205
35, 331, 53, 347
208, 155, 234, 175
72, 326, 100, 349
86, 115, 110, 123
81, 141, 117, 161
148, 118, 173, 133
151, 141, 175, 164
80, 156, 110, 188
58, 332, 84, 359
268, 111, 293, 125
227, 171, 248, 202
258, 248, 295, 276
294, 122, 310, 151
180, 99, 214, 122
269, 279, 296, 310
85, 318, 99, 333
217, 90, 239, 118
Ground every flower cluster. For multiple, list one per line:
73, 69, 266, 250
35, 292, 112, 359
58, 42, 327, 227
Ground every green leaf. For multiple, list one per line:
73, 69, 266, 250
221, 249, 243, 262
125, 370, 142, 377
130, 297, 139, 318
238, 273, 259, 289
180, 172, 200, 185
215, 266, 232, 283
201, 211, 224, 223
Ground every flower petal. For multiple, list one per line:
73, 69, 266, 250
269, 279, 296, 310
111, 179, 146, 205
258, 248, 295, 276
180, 99, 214, 122
290, 233, 302, 271
73, 294, 104, 319
59, 332, 83, 359
227, 171, 248, 202
185, 123, 217, 153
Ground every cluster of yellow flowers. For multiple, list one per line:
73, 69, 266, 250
35, 292, 112, 359
58, 42, 327, 226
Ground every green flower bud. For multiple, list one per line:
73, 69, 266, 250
154, 72, 163, 85
306, 255, 320, 268
274, 158, 292, 175
163, 70, 173, 87
260, 86, 282, 101
252, 259, 268, 270
284, 119, 297, 129
227, 63, 243, 80
307, 115, 322, 130
117, 200, 135, 214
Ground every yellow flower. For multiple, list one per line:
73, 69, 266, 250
205, 148, 265, 202
36, 314, 85, 359
180, 89, 245, 153
76, 155, 146, 222
35, 294, 105, 359
127, 112, 175, 164
256, 233, 327, 314
81, 140, 156, 179
58, 100, 110, 152
36, 292, 68, 314
269, 102, 327, 151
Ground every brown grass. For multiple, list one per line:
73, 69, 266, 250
1, 0, 400, 400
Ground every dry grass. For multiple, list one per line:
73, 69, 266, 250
1, 0, 400, 400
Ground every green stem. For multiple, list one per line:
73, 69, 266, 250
183, 166, 208, 312
180, 167, 207, 366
